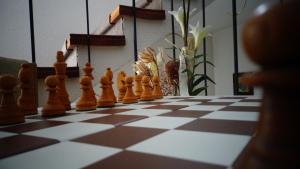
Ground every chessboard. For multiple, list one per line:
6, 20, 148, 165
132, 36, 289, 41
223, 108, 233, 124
0, 95, 261, 169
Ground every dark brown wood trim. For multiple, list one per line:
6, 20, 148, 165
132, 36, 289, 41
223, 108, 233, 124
69, 34, 126, 46
37, 66, 79, 79
110, 5, 165, 24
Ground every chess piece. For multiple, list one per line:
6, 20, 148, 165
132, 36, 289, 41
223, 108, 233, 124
105, 68, 117, 103
152, 75, 163, 99
117, 71, 126, 102
134, 75, 143, 99
235, 2, 300, 169
76, 76, 97, 111
97, 75, 115, 107
42, 75, 65, 117
140, 76, 154, 101
0, 75, 25, 125
122, 76, 138, 104
83, 63, 97, 104
17, 63, 38, 115
54, 51, 71, 110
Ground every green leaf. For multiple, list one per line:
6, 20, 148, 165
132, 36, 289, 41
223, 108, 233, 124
194, 54, 204, 59
186, 69, 193, 78
196, 61, 215, 67
204, 75, 216, 84
193, 76, 206, 87
190, 87, 207, 96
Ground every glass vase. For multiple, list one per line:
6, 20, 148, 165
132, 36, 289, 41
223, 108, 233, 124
179, 47, 195, 96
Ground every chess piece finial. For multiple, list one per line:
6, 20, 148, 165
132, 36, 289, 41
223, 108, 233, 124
152, 75, 163, 99
140, 76, 154, 101
54, 51, 71, 110
0, 75, 24, 125
105, 68, 117, 102
76, 76, 97, 111
97, 75, 115, 107
235, 2, 300, 169
18, 63, 38, 115
83, 63, 97, 104
122, 76, 138, 104
134, 75, 143, 99
117, 71, 127, 102
42, 75, 65, 117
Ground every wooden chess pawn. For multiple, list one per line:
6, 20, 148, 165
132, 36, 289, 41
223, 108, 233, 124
76, 76, 97, 111
83, 63, 97, 104
105, 68, 117, 102
122, 76, 138, 104
0, 75, 25, 125
97, 75, 115, 107
152, 75, 163, 99
235, 1, 300, 169
42, 75, 66, 117
117, 71, 127, 102
140, 76, 154, 101
17, 63, 38, 115
134, 75, 143, 99
54, 51, 71, 110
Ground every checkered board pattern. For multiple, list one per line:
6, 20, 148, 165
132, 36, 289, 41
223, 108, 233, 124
0, 96, 261, 169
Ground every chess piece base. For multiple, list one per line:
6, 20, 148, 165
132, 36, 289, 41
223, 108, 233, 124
0, 111, 25, 125
122, 98, 138, 104
42, 105, 65, 117
97, 100, 114, 108
76, 106, 96, 111
140, 96, 154, 101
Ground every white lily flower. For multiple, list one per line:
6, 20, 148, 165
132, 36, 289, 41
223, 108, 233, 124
168, 7, 197, 38
189, 22, 210, 50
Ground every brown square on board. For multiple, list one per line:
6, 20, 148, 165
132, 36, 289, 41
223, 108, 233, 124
177, 119, 257, 135
137, 102, 169, 105
220, 106, 260, 112
0, 121, 69, 133
198, 102, 234, 106
0, 135, 59, 159
159, 110, 212, 118
83, 115, 146, 126
178, 99, 211, 102
145, 105, 188, 110
73, 126, 166, 149
27, 113, 79, 120
83, 151, 226, 169
87, 108, 133, 114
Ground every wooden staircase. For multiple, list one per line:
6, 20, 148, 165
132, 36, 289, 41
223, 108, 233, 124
37, 1, 165, 79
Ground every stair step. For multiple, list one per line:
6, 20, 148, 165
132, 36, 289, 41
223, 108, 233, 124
69, 34, 125, 46
109, 5, 165, 24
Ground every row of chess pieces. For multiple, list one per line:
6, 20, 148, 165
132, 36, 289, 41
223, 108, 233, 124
0, 51, 163, 126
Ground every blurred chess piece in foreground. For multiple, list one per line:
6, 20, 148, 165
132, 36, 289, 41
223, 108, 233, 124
235, 1, 300, 169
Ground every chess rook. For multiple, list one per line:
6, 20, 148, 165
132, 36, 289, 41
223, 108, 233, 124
42, 75, 66, 117
235, 1, 300, 169
140, 76, 154, 101
122, 76, 138, 104
0, 75, 24, 125
83, 63, 97, 104
54, 51, 71, 110
97, 75, 115, 107
17, 63, 38, 115
76, 76, 97, 111
105, 68, 117, 103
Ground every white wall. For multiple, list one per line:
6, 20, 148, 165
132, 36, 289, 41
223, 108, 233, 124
212, 24, 258, 96
0, 0, 31, 61
0, 0, 133, 66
